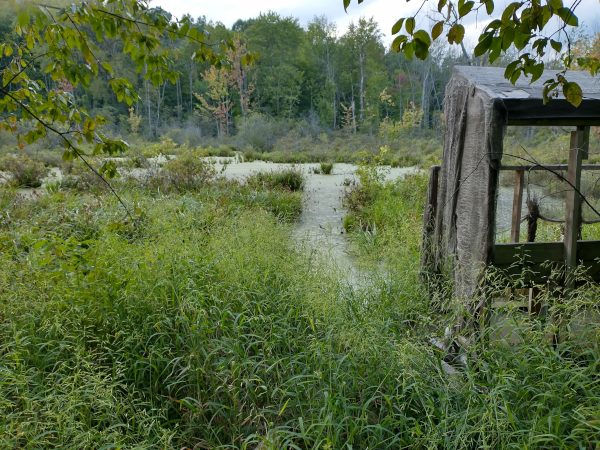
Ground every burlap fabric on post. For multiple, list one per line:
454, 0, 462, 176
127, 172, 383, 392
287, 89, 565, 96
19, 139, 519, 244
422, 66, 507, 326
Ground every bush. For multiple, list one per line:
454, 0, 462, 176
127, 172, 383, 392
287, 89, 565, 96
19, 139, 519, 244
164, 150, 217, 191
0, 154, 49, 187
243, 148, 261, 162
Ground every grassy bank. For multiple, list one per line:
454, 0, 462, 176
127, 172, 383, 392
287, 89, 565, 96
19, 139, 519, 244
1, 157, 600, 448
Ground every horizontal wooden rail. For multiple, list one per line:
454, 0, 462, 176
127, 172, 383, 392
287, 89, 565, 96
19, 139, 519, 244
491, 240, 600, 284
500, 165, 600, 171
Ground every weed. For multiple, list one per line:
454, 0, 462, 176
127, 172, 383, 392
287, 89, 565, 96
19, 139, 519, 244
247, 166, 305, 192
0, 154, 49, 187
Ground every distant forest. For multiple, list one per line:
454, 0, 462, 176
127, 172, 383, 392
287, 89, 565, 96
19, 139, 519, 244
0, 2, 597, 142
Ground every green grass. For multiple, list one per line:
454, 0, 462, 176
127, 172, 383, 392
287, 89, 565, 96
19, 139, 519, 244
1, 164, 600, 448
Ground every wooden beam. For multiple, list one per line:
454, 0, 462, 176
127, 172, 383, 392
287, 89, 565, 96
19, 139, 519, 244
564, 127, 586, 275
511, 170, 524, 243
500, 164, 600, 171
491, 240, 600, 285
493, 241, 564, 265
508, 119, 600, 126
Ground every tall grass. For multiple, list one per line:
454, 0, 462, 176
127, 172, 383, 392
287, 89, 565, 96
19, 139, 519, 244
1, 162, 600, 448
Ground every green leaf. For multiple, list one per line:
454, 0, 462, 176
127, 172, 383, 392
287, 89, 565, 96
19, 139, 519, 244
502, 26, 515, 51
4, 45, 12, 57
343, 0, 351, 12
458, 1, 474, 18
405, 18, 415, 34
502, 2, 521, 23
474, 33, 493, 57
485, 0, 494, 15
432, 21, 444, 40
550, 39, 562, 52
403, 41, 415, 59
556, 7, 578, 26
438, 0, 447, 13
17, 8, 29, 27
414, 38, 429, 59
414, 30, 431, 46
391, 18, 405, 35
529, 62, 544, 83
489, 36, 502, 62
392, 35, 408, 52
514, 29, 530, 50
563, 81, 582, 107
548, 0, 563, 9
504, 60, 520, 79
447, 24, 465, 44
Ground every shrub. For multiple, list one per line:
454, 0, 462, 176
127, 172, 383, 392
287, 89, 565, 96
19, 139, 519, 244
0, 154, 49, 187
243, 149, 261, 162
165, 150, 217, 191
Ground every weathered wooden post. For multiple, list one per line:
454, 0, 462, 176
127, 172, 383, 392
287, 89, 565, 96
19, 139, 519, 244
564, 126, 590, 280
510, 170, 524, 244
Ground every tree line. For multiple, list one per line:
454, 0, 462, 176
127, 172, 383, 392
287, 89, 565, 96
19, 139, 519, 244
0, 2, 596, 142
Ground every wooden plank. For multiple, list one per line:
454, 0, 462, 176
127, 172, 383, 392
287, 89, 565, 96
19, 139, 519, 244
508, 119, 600, 126
564, 127, 586, 273
504, 98, 600, 126
493, 242, 564, 265
511, 170, 525, 243
491, 240, 600, 285
492, 262, 563, 285
500, 164, 600, 171
529, 287, 542, 316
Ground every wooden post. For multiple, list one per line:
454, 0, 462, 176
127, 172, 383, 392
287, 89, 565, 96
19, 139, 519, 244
420, 165, 440, 279
426, 165, 440, 234
510, 170, 524, 243
558, 126, 589, 343
564, 127, 587, 276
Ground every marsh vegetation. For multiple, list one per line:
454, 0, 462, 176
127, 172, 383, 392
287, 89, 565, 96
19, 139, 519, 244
1, 144, 599, 449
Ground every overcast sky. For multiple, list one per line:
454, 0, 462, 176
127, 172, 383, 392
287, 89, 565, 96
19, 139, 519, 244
151, 0, 599, 49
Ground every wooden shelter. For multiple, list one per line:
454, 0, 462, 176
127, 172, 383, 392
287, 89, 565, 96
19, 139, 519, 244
421, 66, 600, 320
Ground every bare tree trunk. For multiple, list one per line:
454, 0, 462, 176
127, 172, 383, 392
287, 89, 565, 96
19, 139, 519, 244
156, 82, 166, 137
189, 62, 195, 115
397, 73, 402, 121
145, 64, 152, 138
359, 52, 365, 123
351, 79, 357, 134
420, 68, 429, 133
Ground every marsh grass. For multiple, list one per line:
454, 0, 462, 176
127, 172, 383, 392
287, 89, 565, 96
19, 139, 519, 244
1, 159, 600, 448
319, 162, 334, 174
246, 166, 305, 192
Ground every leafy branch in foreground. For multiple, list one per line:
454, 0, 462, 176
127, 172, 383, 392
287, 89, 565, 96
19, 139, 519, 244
0, 0, 257, 179
345, 0, 598, 107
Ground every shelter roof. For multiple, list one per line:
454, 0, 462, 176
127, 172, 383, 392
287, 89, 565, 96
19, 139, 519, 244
454, 66, 600, 125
